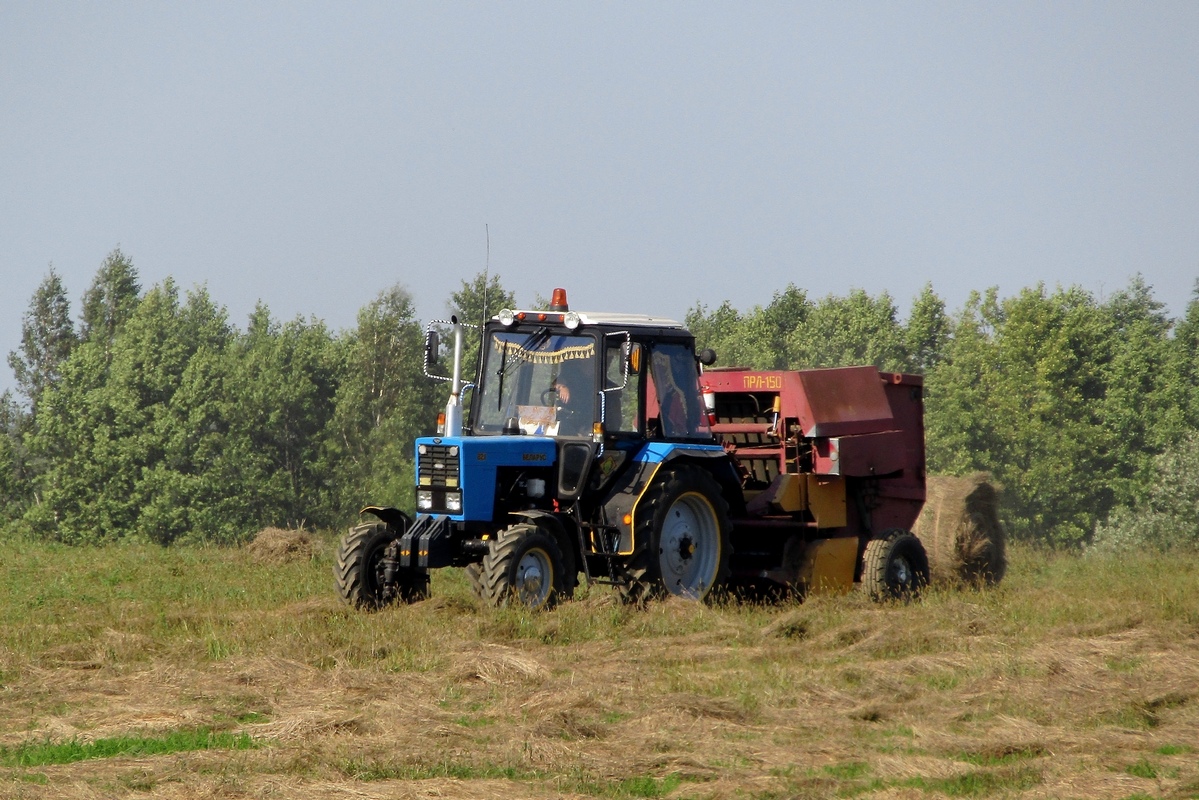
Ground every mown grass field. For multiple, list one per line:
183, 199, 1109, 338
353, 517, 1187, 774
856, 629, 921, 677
1, 535, 1197, 799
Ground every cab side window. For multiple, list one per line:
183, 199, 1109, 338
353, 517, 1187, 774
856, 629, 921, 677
648, 343, 705, 439
604, 342, 642, 434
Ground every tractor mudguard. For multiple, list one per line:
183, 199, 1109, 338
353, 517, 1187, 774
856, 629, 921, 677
360, 506, 413, 532
598, 442, 735, 555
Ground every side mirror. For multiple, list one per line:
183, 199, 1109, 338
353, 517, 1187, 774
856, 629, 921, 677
698, 348, 717, 367
424, 330, 440, 372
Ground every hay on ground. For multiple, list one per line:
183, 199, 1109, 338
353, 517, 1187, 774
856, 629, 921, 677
246, 527, 316, 565
912, 473, 1007, 587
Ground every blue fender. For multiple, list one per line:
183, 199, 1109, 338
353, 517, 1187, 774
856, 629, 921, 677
598, 442, 735, 555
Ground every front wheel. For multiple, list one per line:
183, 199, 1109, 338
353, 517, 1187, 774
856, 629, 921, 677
334, 522, 430, 609
621, 464, 731, 603
862, 529, 929, 602
465, 563, 484, 600
479, 525, 573, 609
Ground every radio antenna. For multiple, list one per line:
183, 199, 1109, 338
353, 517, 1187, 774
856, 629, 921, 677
481, 224, 490, 326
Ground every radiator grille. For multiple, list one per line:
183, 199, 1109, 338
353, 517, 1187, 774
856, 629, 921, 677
417, 444, 460, 488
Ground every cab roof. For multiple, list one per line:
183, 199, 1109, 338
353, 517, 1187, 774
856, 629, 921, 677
572, 311, 684, 328
489, 310, 686, 329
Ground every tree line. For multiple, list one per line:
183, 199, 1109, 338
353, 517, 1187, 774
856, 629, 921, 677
2, 248, 1197, 549
0, 250, 512, 545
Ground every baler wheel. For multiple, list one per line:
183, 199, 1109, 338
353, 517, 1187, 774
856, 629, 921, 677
862, 529, 929, 602
620, 465, 731, 603
334, 521, 430, 609
480, 524, 572, 609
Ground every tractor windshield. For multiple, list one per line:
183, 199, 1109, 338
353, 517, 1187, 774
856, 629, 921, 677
474, 329, 597, 436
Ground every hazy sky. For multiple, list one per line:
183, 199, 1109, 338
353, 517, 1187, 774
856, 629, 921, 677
3, 2, 1197, 393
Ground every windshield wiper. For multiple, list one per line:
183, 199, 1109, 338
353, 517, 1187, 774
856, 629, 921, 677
494, 327, 550, 411
496, 340, 510, 411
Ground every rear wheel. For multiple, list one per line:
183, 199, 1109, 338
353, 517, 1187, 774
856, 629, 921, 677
334, 522, 430, 609
862, 529, 929, 602
479, 525, 573, 609
621, 465, 731, 603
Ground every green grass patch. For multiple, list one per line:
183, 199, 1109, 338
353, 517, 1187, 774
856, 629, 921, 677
610, 773, 683, 798
1156, 743, 1193, 756
452, 715, 495, 728
0, 728, 257, 768
15, 772, 48, 785
1096, 704, 1160, 731
902, 767, 1043, 796
1105, 656, 1143, 673
340, 759, 687, 799
958, 745, 1048, 767
1125, 759, 1157, 779
340, 758, 536, 782
822, 761, 870, 780
576, 772, 686, 798
921, 671, 961, 691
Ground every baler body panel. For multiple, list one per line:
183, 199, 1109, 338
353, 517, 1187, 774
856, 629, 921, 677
792, 366, 895, 437
702, 366, 895, 438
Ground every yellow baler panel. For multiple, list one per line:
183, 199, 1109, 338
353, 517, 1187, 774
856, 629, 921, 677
806, 475, 847, 528
797, 536, 858, 595
772, 473, 807, 513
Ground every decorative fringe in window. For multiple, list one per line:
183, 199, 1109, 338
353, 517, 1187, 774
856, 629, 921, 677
492, 338, 595, 364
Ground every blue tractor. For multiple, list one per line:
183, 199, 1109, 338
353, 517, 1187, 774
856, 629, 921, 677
334, 288, 743, 608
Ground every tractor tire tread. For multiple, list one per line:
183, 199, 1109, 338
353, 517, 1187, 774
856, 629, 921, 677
334, 522, 391, 609
334, 521, 429, 608
479, 525, 573, 609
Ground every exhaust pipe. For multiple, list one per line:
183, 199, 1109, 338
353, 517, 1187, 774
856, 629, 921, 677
444, 315, 464, 437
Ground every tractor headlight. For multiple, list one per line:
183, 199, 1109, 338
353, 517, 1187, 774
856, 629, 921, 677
416, 490, 434, 510
498, 308, 515, 326
445, 491, 462, 512
564, 311, 581, 330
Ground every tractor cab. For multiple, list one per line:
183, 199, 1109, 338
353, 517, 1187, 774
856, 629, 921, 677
467, 288, 713, 447
457, 290, 718, 521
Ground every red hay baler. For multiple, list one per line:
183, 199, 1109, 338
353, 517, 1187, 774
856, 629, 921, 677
701, 365, 929, 598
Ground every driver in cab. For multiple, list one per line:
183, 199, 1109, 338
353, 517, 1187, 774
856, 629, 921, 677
548, 362, 593, 436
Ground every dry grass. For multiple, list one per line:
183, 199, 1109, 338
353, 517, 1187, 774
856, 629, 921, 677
244, 527, 319, 565
1, 538, 1197, 799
